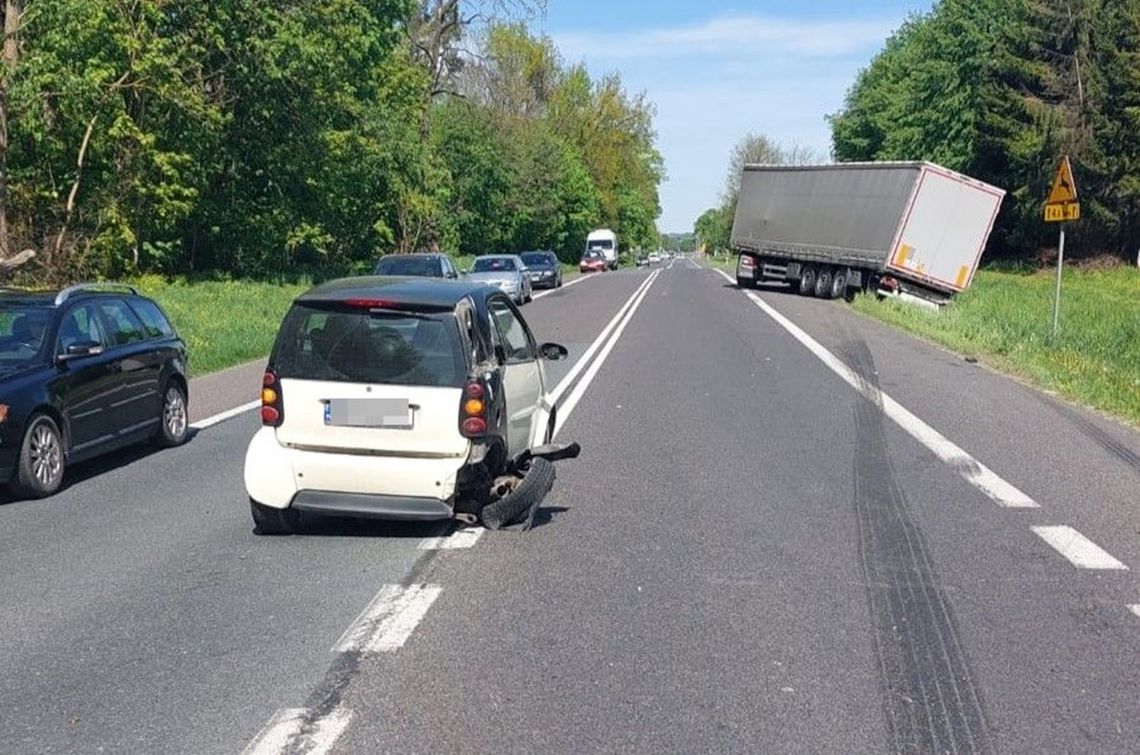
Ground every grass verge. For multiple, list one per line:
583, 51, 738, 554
851, 267, 1140, 426
128, 275, 308, 377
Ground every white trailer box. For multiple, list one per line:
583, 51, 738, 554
731, 162, 1006, 300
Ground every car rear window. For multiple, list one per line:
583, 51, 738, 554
520, 253, 552, 267
374, 256, 441, 277
272, 304, 466, 387
472, 258, 517, 273
127, 298, 176, 339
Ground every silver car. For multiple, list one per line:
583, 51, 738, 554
466, 255, 533, 305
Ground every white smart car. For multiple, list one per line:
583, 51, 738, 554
244, 276, 577, 535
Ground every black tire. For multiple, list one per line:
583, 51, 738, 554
250, 498, 299, 535
556, 275, 563, 288
10, 414, 65, 499
830, 268, 848, 300
814, 267, 833, 298
798, 265, 817, 296
155, 381, 189, 448
480, 457, 556, 531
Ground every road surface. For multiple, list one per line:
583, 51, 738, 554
2, 260, 1138, 754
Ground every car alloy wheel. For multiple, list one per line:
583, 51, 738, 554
30, 422, 63, 490
165, 386, 187, 438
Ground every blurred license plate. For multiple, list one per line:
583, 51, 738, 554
324, 399, 412, 428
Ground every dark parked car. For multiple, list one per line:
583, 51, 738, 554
520, 251, 563, 290
373, 253, 459, 279
0, 283, 189, 498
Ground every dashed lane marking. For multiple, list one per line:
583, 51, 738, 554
1031, 526, 1130, 570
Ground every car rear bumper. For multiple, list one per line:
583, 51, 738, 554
291, 491, 453, 521
243, 427, 466, 518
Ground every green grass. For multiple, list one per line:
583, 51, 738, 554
851, 267, 1140, 426
128, 275, 309, 377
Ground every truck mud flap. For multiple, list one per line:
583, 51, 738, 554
480, 458, 557, 532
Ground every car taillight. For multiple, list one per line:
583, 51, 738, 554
459, 378, 488, 438
262, 370, 283, 427
740, 256, 755, 268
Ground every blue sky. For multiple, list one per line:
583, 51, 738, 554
538, 1, 934, 233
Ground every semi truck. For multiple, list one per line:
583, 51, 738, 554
586, 229, 619, 271
731, 162, 1006, 305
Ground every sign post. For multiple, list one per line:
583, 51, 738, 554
1044, 156, 1079, 337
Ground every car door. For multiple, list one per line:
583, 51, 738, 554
487, 296, 541, 457
93, 298, 161, 436
53, 302, 124, 454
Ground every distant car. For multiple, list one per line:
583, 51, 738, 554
635, 254, 649, 268
520, 251, 562, 290
0, 283, 189, 498
648, 252, 662, 264
465, 255, 532, 304
244, 277, 576, 534
580, 250, 607, 273
373, 253, 459, 279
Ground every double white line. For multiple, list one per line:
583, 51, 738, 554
551, 270, 660, 437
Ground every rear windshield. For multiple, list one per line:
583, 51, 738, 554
374, 256, 441, 277
520, 253, 553, 267
272, 304, 466, 387
587, 240, 613, 251
472, 258, 517, 273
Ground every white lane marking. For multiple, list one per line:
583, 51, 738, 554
1031, 526, 1130, 570
533, 272, 590, 300
549, 271, 658, 404
242, 707, 352, 755
419, 527, 485, 550
1129, 604, 1140, 619
555, 271, 660, 437
190, 399, 260, 431
712, 268, 1038, 509
332, 584, 442, 654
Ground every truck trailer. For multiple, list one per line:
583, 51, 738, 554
731, 162, 1006, 305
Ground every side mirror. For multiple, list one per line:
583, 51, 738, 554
57, 340, 103, 363
539, 342, 569, 361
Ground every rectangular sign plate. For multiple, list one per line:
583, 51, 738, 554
324, 398, 412, 428
1045, 203, 1080, 223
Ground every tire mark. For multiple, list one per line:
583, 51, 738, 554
1047, 399, 1140, 477
844, 337, 995, 755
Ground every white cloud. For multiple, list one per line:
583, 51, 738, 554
554, 13, 898, 62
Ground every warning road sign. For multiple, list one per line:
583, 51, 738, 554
1045, 156, 1079, 224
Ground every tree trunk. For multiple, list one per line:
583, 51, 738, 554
0, 0, 22, 261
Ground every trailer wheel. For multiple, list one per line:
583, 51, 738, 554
798, 266, 817, 296
814, 267, 833, 298
829, 268, 847, 299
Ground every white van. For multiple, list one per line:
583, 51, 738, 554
585, 229, 619, 270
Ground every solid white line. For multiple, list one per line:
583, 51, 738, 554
1129, 604, 1140, 619
533, 272, 591, 300
1031, 526, 1130, 570
419, 527, 485, 550
712, 268, 1038, 509
555, 271, 660, 437
190, 399, 260, 431
242, 707, 353, 755
332, 584, 442, 654
549, 271, 658, 404
243, 709, 305, 755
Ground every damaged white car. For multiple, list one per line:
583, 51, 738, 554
244, 276, 579, 535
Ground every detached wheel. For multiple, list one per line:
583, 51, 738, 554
156, 382, 189, 448
798, 265, 817, 296
250, 498, 299, 535
814, 267, 833, 298
11, 415, 65, 499
480, 458, 556, 531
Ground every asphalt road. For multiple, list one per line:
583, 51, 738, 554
1, 259, 1138, 754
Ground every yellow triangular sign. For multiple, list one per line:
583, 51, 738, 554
1047, 156, 1078, 204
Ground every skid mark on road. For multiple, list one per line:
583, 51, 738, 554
846, 339, 995, 754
